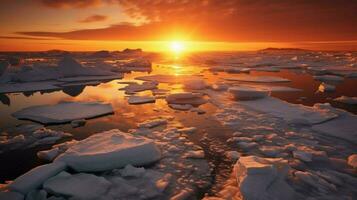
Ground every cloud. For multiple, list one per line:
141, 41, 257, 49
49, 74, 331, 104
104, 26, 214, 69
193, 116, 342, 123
79, 15, 108, 23
40, 0, 103, 9
21, 0, 357, 42
0, 36, 55, 40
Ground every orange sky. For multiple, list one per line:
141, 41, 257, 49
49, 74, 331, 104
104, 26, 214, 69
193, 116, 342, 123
1, 0, 357, 51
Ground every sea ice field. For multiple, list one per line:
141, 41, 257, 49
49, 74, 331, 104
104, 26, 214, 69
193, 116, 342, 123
0, 49, 356, 200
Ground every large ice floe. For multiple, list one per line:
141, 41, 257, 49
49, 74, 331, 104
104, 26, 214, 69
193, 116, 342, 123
55, 129, 162, 172
12, 101, 113, 125
238, 97, 338, 125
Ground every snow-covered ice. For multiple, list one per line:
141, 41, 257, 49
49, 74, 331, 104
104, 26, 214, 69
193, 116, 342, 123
8, 162, 66, 194
228, 86, 269, 100
238, 97, 337, 125
128, 96, 155, 104
334, 96, 357, 105
12, 101, 113, 124
55, 129, 161, 172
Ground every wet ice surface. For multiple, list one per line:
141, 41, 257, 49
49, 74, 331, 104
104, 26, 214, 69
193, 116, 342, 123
0, 50, 357, 199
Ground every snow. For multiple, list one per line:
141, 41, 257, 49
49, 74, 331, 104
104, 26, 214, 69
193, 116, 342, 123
43, 172, 111, 199
228, 86, 269, 100
12, 101, 114, 125
224, 75, 290, 83
166, 92, 207, 106
313, 75, 344, 82
0, 81, 60, 94
128, 96, 155, 104
55, 129, 161, 172
8, 162, 66, 194
333, 96, 357, 104
238, 97, 338, 125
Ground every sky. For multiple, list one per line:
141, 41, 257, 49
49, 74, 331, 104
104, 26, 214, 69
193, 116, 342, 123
0, 0, 357, 51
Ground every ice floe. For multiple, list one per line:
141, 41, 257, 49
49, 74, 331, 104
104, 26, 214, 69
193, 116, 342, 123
55, 129, 161, 172
43, 172, 111, 199
166, 92, 207, 106
12, 101, 113, 125
238, 97, 337, 125
228, 86, 269, 100
225, 75, 290, 83
8, 162, 66, 194
120, 81, 158, 94
128, 96, 155, 104
333, 96, 357, 105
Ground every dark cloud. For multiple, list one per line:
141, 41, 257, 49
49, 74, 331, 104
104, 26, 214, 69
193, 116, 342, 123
23, 0, 357, 42
79, 15, 108, 23
40, 0, 102, 9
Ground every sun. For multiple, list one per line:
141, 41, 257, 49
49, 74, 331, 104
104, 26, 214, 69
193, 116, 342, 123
170, 41, 185, 53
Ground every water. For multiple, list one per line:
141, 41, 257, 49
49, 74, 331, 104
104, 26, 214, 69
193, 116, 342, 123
0, 51, 357, 190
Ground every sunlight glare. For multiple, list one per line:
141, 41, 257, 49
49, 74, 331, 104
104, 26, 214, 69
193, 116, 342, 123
170, 41, 185, 53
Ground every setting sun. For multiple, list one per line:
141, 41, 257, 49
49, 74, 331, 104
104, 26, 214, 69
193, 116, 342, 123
170, 41, 185, 53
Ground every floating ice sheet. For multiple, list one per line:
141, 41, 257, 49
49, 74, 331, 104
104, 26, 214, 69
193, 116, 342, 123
12, 101, 114, 124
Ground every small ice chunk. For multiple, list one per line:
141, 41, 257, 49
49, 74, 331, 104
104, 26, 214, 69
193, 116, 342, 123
318, 83, 335, 92
43, 172, 111, 199
225, 151, 240, 161
138, 118, 167, 128
121, 82, 157, 93
347, 154, 357, 168
128, 96, 155, 104
169, 104, 193, 111
185, 150, 205, 159
70, 119, 86, 128
8, 162, 66, 194
333, 96, 357, 105
119, 165, 146, 177
228, 86, 269, 100
293, 150, 312, 162
37, 148, 61, 161
234, 156, 298, 200
12, 101, 113, 125
55, 129, 161, 172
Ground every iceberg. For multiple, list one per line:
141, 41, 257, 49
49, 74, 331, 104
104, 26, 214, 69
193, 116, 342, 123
12, 101, 114, 125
